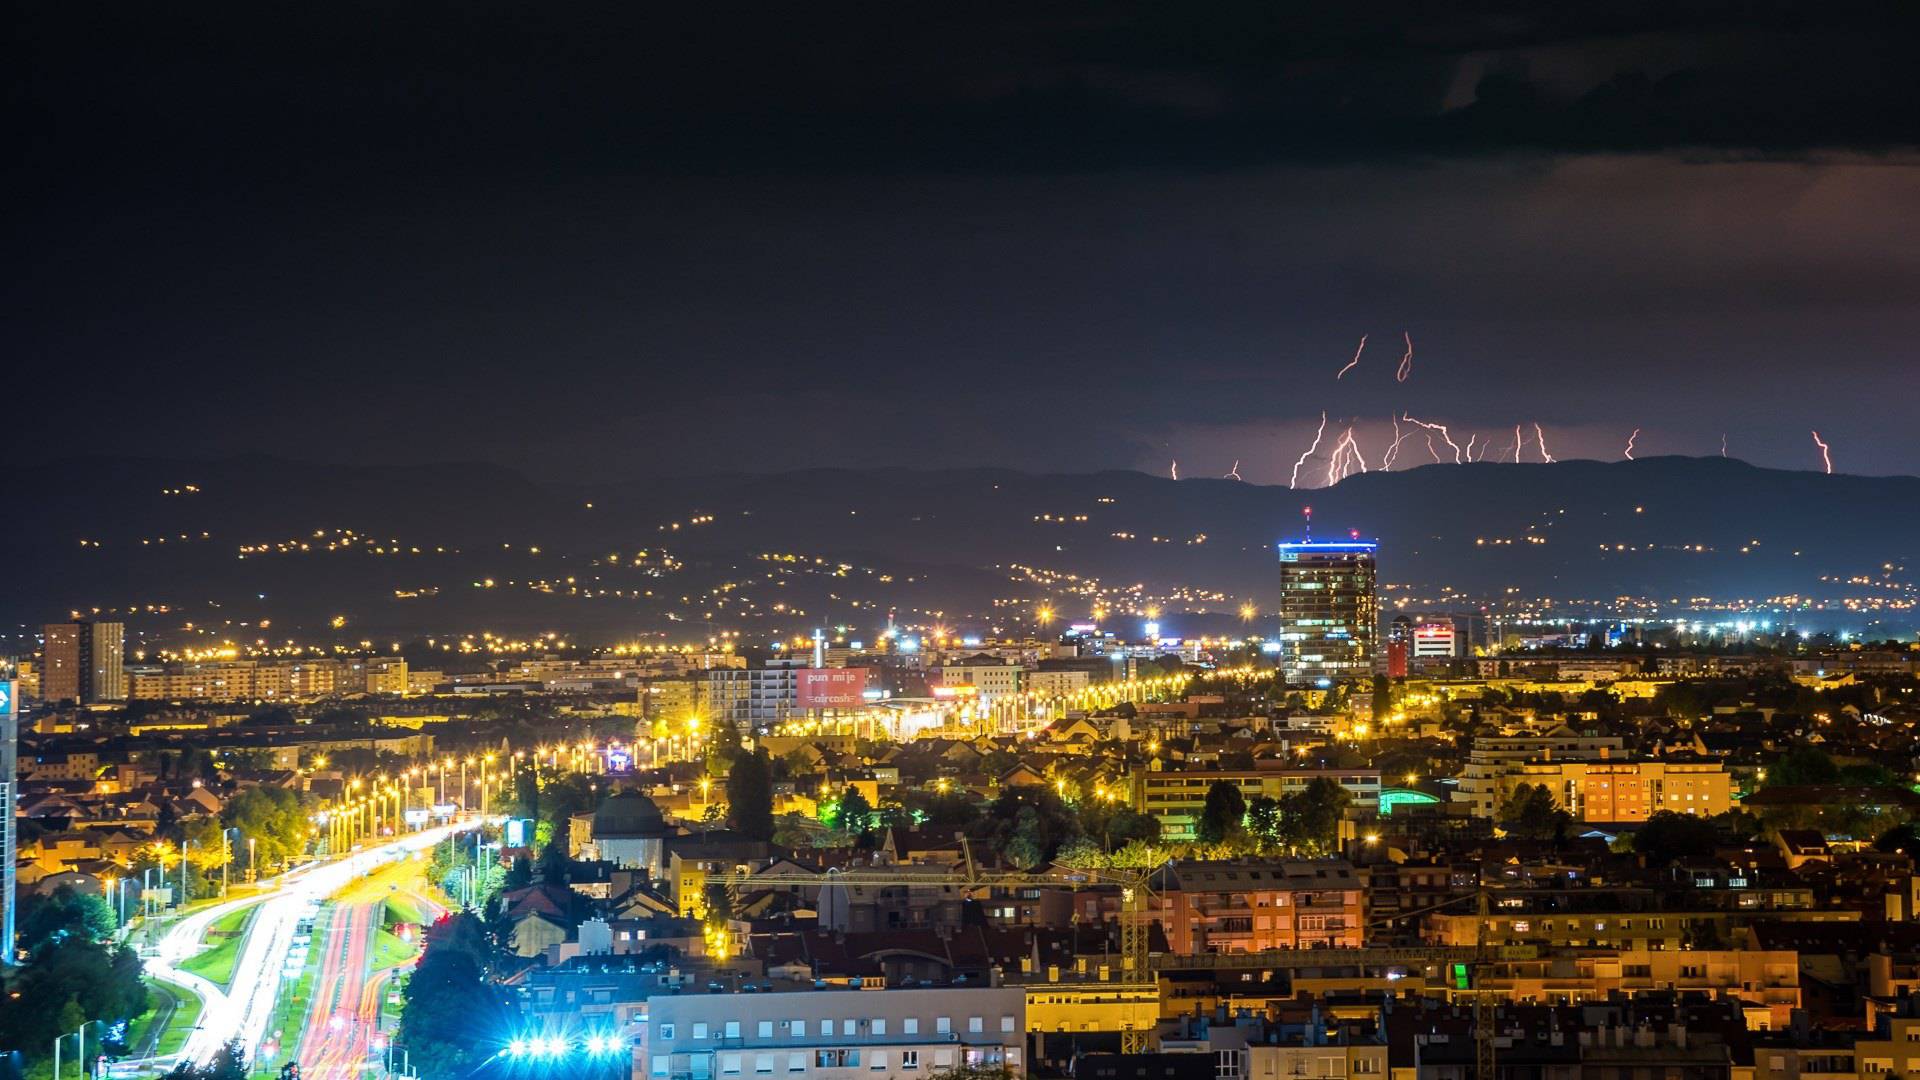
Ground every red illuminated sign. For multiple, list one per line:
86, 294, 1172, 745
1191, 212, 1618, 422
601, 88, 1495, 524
797, 667, 869, 709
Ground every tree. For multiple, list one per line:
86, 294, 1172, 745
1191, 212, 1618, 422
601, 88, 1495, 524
705, 719, 743, 775
162, 1040, 248, 1080
182, 816, 233, 874
222, 786, 309, 869
1767, 746, 1840, 786
503, 855, 533, 892
537, 773, 601, 843
704, 882, 734, 925
971, 787, 1078, 867
726, 749, 776, 841
399, 915, 512, 1080
1245, 796, 1284, 847
1282, 778, 1352, 854
1631, 811, 1721, 866
1371, 674, 1392, 721
1499, 783, 1570, 841
17, 886, 115, 956
835, 788, 875, 835
1196, 781, 1247, 845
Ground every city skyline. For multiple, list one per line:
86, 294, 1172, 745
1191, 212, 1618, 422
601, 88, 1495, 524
13, 7, 1920, 1080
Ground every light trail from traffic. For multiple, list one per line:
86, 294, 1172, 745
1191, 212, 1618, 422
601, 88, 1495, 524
141, 822, 477, 1068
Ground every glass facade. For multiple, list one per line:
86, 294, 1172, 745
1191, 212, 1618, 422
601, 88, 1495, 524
1276, 541, 1377, 684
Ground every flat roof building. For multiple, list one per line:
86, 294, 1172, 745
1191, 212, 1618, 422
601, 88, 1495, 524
1275, 541, 1377, 685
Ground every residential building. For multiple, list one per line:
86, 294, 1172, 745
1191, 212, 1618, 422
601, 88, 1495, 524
1501, 758, 1737, 823
1453, 728, 1627, 818
42, 621, 125, 703
1148, 859, 1366, 953
637, 986, 1028, 1080
707, 660, 805, 731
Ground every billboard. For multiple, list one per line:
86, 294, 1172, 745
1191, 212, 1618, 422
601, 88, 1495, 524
797, 668, 869, 709
505, 817, 534, 848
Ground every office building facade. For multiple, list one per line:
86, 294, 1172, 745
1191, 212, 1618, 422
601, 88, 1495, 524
1275, 541, 1377, 684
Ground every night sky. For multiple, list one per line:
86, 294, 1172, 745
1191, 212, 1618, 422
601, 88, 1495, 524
12, 2, 1920, 484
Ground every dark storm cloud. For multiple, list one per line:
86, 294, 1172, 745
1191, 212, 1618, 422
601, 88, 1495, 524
14, 0, 1920, 194
8, 2, 1920, 479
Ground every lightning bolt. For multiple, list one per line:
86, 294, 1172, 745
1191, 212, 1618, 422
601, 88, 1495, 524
1811, 430, 1832, 474
1170, 460, 1179, 481
1402, 412, 1462, 463
1335, 336, 1367, 380
1721, 433, 1728, 458
1624, 428, 1639, 461
1533, 422, 1555, 463
1465, 433, 1478, 461
1324, 423, 1373, 486
1226, 460, 1242, 481
1382, 416, 1408, 470
1396, 332, 1414, 382
1423, 434, 1440, 462
1513, 424, 1523, 463
1289, 412, 1328, 490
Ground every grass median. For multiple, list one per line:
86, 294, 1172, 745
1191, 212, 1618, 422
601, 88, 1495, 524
179, 905, 255, 990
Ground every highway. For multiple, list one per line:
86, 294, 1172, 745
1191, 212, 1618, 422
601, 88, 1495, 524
136, 822, 476, 1069
294, 856, 446, 1080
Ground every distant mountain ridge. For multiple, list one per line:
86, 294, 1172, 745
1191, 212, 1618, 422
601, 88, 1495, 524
9, 455, 1918, 644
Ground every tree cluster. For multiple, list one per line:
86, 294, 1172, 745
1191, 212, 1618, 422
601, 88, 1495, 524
1197, 778, 1351, 856
0, 887, 149, 1065
397, 913, 514, 1080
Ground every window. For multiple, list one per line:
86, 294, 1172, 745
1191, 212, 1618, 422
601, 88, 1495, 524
843, 1021, 856, 1037
662, 1025, 677, 1041
936, 1018, 951, 1035
821, 1021, 834, 1038
872, 1020, 887, 1036
934, 1050, 955, 1069
1354, 1061, 1380, 1075
792, 1021, 807, 1037
760, 1023, 774, 1039
727, 1022, 742, 1039
870, 1053, 889, 1071
789, 1055, 807, 1073
902, 1052, 919, 1071
968, 1018, 983, 1034
1000, 1017, 1015, 1034
653, 1058, 671, 1077
723, 1055, 743, 1075
695, 1023, 710, 1040
757, 1057, 775, 1074
903, 1019, 919, 1036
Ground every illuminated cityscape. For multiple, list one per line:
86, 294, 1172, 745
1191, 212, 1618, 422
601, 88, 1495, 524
9, 6, 1920, 1080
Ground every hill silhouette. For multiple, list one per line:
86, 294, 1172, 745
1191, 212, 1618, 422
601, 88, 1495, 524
9, 455, 1915, 645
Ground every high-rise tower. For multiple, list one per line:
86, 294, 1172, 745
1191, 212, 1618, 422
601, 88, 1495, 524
1276, 539, 1378, 684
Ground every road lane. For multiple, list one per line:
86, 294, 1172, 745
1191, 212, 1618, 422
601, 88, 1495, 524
135, 822, 478, 1068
